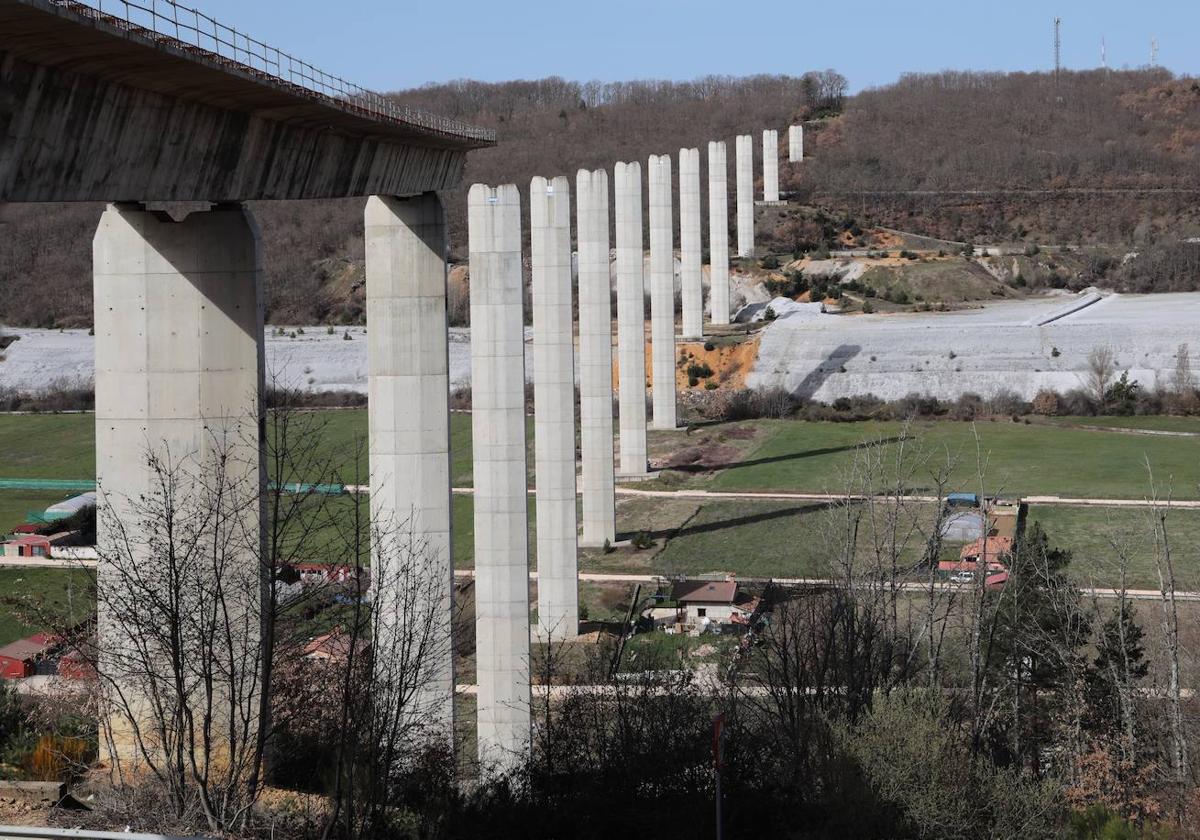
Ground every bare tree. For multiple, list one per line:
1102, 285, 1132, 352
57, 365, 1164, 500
1145, 462, 1190, 784
92, 429, 265, 831
1085, 346, 1117, 405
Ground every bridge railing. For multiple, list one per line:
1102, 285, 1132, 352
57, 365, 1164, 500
46, 0, 496, 143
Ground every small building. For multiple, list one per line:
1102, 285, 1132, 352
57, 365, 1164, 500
43, 492, 96, 520
946, 492, 979, 508
1, 534, 51, 558
960, 536, 1013, 564
0, 633, 56, 679
669, 579, 756, 627
304, 627, 369, 663
287, 562, 359, 586
939, 559, 1006, 575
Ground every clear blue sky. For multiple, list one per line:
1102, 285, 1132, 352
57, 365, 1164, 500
189, 0, 1198, 92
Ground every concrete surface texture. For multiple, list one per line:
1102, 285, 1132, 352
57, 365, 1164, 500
364, 193, 456, 744
0, 2, 489, 201
614, 161, 649, 476
529, 176, 579, 638
707, 141, 731, 325
788, 124, 804, 162
678, 148, 704, 340
92, 202, 265, 764
762, 129, 780, 202
648, 154, 679, 430
735, 135, 755, 257
466, 183, 531, 772
576, 169, 618, 547
748, 291, 1200, 401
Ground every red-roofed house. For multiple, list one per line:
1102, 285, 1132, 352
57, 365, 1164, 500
1, 534, 51, 558
0, 633, 56, 678
960, 536, 1013, 564
670, 579, 756, 626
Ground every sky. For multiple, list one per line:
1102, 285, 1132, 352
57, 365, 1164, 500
185, 0, 1199, 93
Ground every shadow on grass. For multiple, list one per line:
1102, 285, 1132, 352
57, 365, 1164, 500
622, 500, 849, 544
714, 436, 906, 474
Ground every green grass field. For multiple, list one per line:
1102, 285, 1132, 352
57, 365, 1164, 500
2, 410, 1198, 643
0, 411, 528, 489
706, 418, 1199, 499
0, 568, 94, 646
1045, 416, 1200, 433
1027, 505, 1200, 589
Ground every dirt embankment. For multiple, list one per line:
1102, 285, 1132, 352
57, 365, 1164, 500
674, 336, 761, 390
610, 333, 761, 392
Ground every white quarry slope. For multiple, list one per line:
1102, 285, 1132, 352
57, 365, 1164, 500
747, 291, 1200, 401
1, 326, 533, 394
5, 291, 1197, 401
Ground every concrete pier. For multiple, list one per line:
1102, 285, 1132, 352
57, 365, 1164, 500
614, 161, 648, 477
529, 176, 578, 638
365, 193, 455, 744
648, 154, 678, 430
467, 183, 531, 771
707, 141, 730, 325
577, 169, 617, 547
678, 148, 703, 340
789, 124, 804, 162
93, 202, 264, 763
762, 129, 779, 202
735, 134, 754, 257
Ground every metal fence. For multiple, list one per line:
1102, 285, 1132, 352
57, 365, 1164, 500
42, 0, 495, 144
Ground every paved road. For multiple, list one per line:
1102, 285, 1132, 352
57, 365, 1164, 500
450, 569, 1196, 603
440, 485, 1200, 510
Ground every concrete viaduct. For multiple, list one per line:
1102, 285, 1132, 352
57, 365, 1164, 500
2, 0, 806, 775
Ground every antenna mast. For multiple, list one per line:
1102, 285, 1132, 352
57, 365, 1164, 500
1101, 37, 1107, 70
1054, 17, 1062, 92
1150, 38, 1159, 66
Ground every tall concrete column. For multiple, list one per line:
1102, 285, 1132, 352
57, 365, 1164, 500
93, 202, 264, 764
614, 161, 648, 476
735, 134, 754, 257
529, 176, 578, 639
365, 193, 455, 746
648, 154, 678, 430
762, 129, 780, 202
467, 183, 531, 771
707, 141, 730, 325
679, 147, 703, 340
577, 168, 617, 547
789, 124, 804, 162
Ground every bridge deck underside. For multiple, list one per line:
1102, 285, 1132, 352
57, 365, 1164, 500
0, 0, 488, 201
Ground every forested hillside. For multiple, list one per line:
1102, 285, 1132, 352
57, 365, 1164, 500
798, 69, 1200, 244
3, 68, 1198, 328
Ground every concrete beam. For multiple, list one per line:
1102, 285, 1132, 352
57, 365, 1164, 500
614, 161, 648, 477
648, 154, 678, 430
789, 124, 804, 162
93, 201, 264, 765
0, 2, 488, 202
365, 193, 455, 746
577, 169, 617, 547
735, 135, 755, 258
529, 176, 579, 638
678, 148, 703, 340
763, 129, 780, 203
467, 183, 531, 772
707, 141, 730, 325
